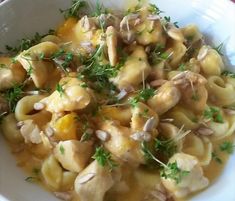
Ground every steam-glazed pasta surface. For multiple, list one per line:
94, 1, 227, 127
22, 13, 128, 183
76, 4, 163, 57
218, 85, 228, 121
0, 1, 235, 201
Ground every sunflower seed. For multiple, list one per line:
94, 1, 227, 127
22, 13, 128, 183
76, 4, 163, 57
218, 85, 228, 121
95, 130, 110, 141
143, 117, 157, 132
196, 127, 214, 136
130, 131, 151, 142
77, 173, 96, 184
54, 192, 72, 201
223, 108, 235, 115
33, 102, 45, 110
197, 46, 209, 61
147, 14, 160, 21
116, 89, 127, 100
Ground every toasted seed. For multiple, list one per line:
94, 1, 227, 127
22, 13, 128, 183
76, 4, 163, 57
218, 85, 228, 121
143, 117, 157, 132
160, 118, 174, 123
25, 90, 40, 95
130, 131, 151, 142
167, 27, 184, 42
77, 173, 96, 184
54, 192, 72, 201
116, 89, 127, 100
197, 46, 209, 61
147, 14, 160, 21
33, 102, 45, 110
95, 130, 110, 141
16, 121, 24, 129
196, 127, 214, 136
45, 126, 54, 137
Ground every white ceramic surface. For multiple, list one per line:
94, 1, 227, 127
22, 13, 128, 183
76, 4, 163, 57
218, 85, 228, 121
0, 0, 235, 201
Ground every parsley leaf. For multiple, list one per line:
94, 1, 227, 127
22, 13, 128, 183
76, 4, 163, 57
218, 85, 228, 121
59, 145, 65, 155
222, 70, 235, 78
148, 4, 162, 15
212, 151, 222, 164
129, 88, 155, 107
213, 43, 224, 56
60, 0, 87, 19
4, 84, 24, 112
56, 83, 65, 97
155, 137, 177, 158
92, 146, 118, 171
160, 162, 189, 184
220, 141, 235, 154
203, 107, 224, 123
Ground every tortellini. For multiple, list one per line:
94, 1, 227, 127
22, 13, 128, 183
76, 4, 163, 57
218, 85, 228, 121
0, 57, 26, 91
16, 42, 59, 88
15, 95, 51, 127
198, 45, 224, 76
207, 76, 235, 106
0, 113, 23, 143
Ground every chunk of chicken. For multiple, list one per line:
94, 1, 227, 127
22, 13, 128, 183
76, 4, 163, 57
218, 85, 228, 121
131, 102, 159, 133
74, 160, 114, 201
148, 81, 181, 115
106, 26, 118, 66
0, 57, 26, 91
110, 46, 151, 90
99, 120, 145, 165
161, 153, 209, 198
20, 119, 42, 144
16, 42, 59, 88
40, 77, 93, 113
54, 140, 93, 173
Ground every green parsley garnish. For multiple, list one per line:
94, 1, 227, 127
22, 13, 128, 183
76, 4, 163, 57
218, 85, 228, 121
222, 70, 235, 78
141, 141, 188, 183
4, 84, 24, 112
129, 88, 155, 107
155, 137, 177, 158
220, 141, 235, 154
56, 83, 65, 97
92, 146, 118, 171
203, 107, 224, 123
52, 49, 74, 73
212, 151, 222, 164
160, 162, 189, 184
59, 145, 65, 155
213, 42, 224, 56
60, 0, 87, 19
148, 4, 162, 15
178, 63, 186, 71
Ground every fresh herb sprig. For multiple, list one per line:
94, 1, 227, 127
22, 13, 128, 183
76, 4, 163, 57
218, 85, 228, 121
4, 84, 24, 112
141, 141, 189, 184
203, 107, 224, 123
92, 146, 118, 171
222, 70, 235, 78
212, 151, 222, 164
213, 43, 224, 56
220, 141, 235, 154
129, 88, 155, 107
56, 83, 65, 97
155, 137, 177, 158
60, 0, 87, 19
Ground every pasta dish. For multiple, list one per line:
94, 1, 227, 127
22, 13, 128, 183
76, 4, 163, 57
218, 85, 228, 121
0, 0, 235, 201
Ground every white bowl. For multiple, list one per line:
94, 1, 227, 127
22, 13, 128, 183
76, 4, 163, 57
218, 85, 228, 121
0, 0, 235, 201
